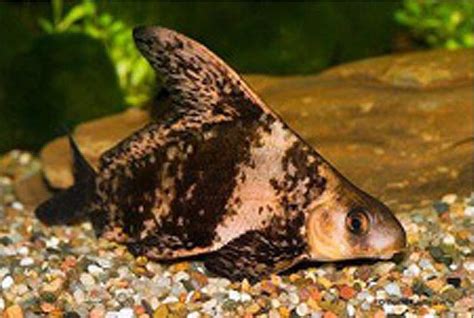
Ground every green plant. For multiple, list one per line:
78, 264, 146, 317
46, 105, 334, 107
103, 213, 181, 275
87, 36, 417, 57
395, 0, 474, 49
39, 0, 155, 106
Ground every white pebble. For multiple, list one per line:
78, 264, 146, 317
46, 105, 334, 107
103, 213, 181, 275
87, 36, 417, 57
80, 273, 95, 287
173, 271, 190, 282
11, 201, 24, 211
375, 289, 387, 300
1, 275, 14, 289
241, 292, 252, 302
271, 298, 281, 308
464, 260, 474, 272
346, 303, 356, 317
288, 292, 300, 305
149, 297, 160, 310
187, 312, 201, 318
97, 258, 113, 269
296, 303, 309, 316
441, 194, 457, 204
46, 237, 60, 248
443, 234, 456, 245
20, 257, 34, 267
73, 289, 85, 303
464, 206, 474, 217
404, 263, 421, 277
269, 309, 281, 318
162, 296, 179, 304
105, 312, 120, 318
118, 308, 134, 318
202, 298, 218, 312
228, 290, 241, 301
419, 258, 434, 270
17, 246, 29, 255
384, 282, 402, 297
88, 264, 104, 276
117, 266, 130, 277
383, 304, 407, 315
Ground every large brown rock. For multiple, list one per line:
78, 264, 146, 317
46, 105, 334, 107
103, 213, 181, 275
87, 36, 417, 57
39, 48, 474, 212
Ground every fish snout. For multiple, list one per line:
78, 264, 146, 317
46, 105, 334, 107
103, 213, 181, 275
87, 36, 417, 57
374, 207, 407, 260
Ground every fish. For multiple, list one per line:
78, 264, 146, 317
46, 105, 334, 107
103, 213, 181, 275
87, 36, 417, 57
35, 26, 407, 281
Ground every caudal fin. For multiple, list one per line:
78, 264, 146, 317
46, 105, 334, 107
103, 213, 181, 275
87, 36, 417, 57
35, 136, 96, 225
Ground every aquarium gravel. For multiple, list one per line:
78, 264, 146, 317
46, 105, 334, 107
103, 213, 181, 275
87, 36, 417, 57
0, 150, 473, 317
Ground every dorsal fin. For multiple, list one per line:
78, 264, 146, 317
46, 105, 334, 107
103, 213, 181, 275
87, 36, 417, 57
133, 26, 276, 122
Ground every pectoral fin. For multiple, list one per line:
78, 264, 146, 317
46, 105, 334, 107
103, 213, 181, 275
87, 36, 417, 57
204, 228, 307, 282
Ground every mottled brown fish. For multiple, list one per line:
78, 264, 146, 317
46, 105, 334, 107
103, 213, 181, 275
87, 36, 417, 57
36, 26, 406, 281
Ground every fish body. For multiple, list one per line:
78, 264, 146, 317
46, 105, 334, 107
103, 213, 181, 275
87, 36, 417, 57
36, 26, 406, 281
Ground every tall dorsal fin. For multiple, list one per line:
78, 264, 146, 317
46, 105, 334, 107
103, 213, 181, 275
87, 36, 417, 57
133, 26, 275, 122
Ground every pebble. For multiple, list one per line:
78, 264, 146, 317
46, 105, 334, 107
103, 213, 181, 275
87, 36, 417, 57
384, 282, 402, 297
339, 285, 356, 300
383, 304, 408, 315
187, 312, 200, 318
118, 308, 134, 318
3, 305, 24, 318
296, 303, 309, 316
1, 275, 14, 289
464, 206, 474, 217
288, 292, 300, 305
73, 289, 86, 304
80, 273, 96, 287
441, 194, 457, 204
19, 257, 34, 267
443, 234, 456, 245
346, 303, 356, 317
228, 290, 241, 301
173, 271, 190, 282
463, 260, 474, 272
88, 264, 105, 276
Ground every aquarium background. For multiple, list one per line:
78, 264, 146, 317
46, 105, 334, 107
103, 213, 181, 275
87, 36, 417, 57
0, 0, 472, 152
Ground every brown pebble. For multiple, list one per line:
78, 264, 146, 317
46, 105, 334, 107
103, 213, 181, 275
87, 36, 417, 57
323, 311, 338, 318
3, 305, 24, 318
339, 285, 356, 300
260, 280, 278, 295
89, 307, 105, 318
374, 310, 386, 318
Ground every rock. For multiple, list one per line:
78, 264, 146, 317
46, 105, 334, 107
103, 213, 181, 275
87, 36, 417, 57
13, 171, 50, 208
40, 108, 149, 189
39, 49, 473, 210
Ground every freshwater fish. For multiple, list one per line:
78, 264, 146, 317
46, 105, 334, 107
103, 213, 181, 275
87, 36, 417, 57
36, 26, 406, 281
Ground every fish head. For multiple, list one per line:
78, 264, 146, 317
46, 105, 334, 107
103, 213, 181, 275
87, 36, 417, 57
306, 164, 406, 262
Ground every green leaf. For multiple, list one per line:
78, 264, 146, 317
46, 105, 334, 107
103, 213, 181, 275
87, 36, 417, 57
56, 1, 96, 32
38, 18, 55, 33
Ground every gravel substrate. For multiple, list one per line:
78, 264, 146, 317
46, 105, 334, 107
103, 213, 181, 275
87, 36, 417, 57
0, 150, 473, 317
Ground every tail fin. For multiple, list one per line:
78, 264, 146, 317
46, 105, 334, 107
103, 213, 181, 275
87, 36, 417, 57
35, 136, 96, 225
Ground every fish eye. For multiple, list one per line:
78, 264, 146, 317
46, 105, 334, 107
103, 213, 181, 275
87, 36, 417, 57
346, 208, 370, 235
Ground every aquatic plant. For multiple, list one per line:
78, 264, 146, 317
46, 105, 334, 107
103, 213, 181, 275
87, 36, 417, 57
395, 0, 474, 49
39, 0, 155, 106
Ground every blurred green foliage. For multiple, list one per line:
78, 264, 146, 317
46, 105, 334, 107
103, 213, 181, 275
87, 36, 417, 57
395, 0, 474, 49
39, 0, 154, 106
